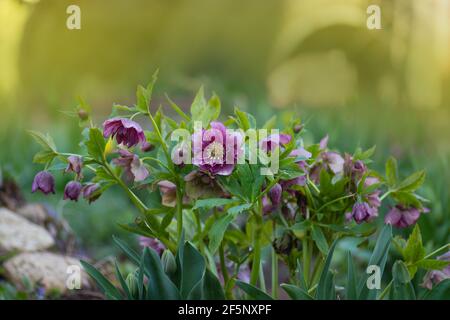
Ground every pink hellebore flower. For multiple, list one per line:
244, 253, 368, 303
384, 205, 429, 228
103, 117, 146, 148
192, 122, 243, 176
65, 155, 83, 177
113, 149, 149, 182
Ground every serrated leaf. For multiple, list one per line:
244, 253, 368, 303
398, 170, 426, 192
28, 130, 57, 152
415, 259, 450, 270
85, 127, 106, 162
33, 150, 57, 164
403, 224, 425, 265
385, 157, 398, 186
193, 198, 236, 211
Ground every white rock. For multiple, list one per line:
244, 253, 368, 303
3, 252, 90, 293
0, 208, 54, 252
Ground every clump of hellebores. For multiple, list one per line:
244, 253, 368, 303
30, 74, 448, 301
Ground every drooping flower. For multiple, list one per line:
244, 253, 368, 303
321, 151, 345, 175
422, 251, 450, 289
63, 181, 82, 201
260, 133, 292, 152
112, 149, 149, 182
138, 236, 165, 256
344, 154, 367, 180
65, 155, 83, 177
82, 183, 101, 204
364, 177, 381, 208
347, 201, 378, 224
192, 121, 243, 176
32, 171, 56, 195
157, 180, 191, 207
184, 170, 227, 200
103, 117, 146, 148
384, 205, 429, 228
263, 183, 283, 215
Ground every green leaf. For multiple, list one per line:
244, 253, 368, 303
28, 130, 57, 152
187, 268, 225, 300
85, 128, 106, 162
193, 198, 236, 211
358, 224, 392, 300
81, 260, 122, 300
415, 259, 450, 270
180, 242, 206, 299
316, 240, 338, 300
403, 224, 425, 266
385, 157, 398, 187
165, 94, 190, 122
346, 251, 358, 300
281, 284, 314, 300
113, 236, 140, 265
397, 170, 426, 192
208, 203, 251, 254
136, 70, 158, 113
235, 281, 273, 300
421, 279, 450, 300
33, 150, 57, 164
234, 108, 256, 131
311, 225, 329, 255
143, 248, 181, 300
190, 87, 221, 125
392, 260, 416, 300
114, 261, 132, 300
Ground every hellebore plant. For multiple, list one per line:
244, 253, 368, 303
30, 74, 450, 300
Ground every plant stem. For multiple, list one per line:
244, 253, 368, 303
176, 185, 184, 246
250, 231, 261, 286
379, 190, 392, 202
219, 242, 229, 284
378, 280, 393, 300
316, 194, 356, 213
259, 262, 266, 292
302, 237, 310, 288
424, 243, 450, 259
271, 246, 278, 299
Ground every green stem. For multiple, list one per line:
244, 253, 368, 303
424, 243, 450, 259
259, 262, 266, 292
302, 237, 310, 288
219, 242, 229, 284
316, 194, 356, 213
378, 280, 393, 300
176, 185, 184, 246
271, 247, 279, 299
250, 232, 261, 286
379, 190, 392, 202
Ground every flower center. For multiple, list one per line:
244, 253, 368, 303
204, 142, 224, 164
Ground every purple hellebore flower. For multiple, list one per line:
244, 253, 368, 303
82, 183, 101, 204
347, 201, 378, 224
422, 251, 450, 289
157, 180, 177, 207
192, 121, 243, 176
112, 149, 149, 182
32, 171, 56, 195
269, 183, 282, 207
321, 151, 345, 175
64, 181, 82, 201
260, 133, 292, 152
384, 205, 429, 228
364, 177, 381, 208
319, 135, 329, 150
65, 155, 83, 177
138, 236, 165, 256
184, 170, 227, 200
344, 154, 367, 180
103, 117, 146, 148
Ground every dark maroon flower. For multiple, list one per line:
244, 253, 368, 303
269, 183, 282, 207
82, 183, 101, 204
347, 201, 378, 224
384, 205, 429, 228
103, 117, 146, 148
64, 181, 82, 201
184, 170, 227, 200
32, 171, 55, 195
192, 122, 243, 176
65, 155, 83, 177
260, 133, 292, 152
139, 236, 165, 256
344, 154, 367, 180
157, 180, 190, 207
112, 149, 149, 182
422, 251, 450, 289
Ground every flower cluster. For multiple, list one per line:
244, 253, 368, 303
30, 79, 444, 301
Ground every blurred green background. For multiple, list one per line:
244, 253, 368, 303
0, 0, 449, 258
